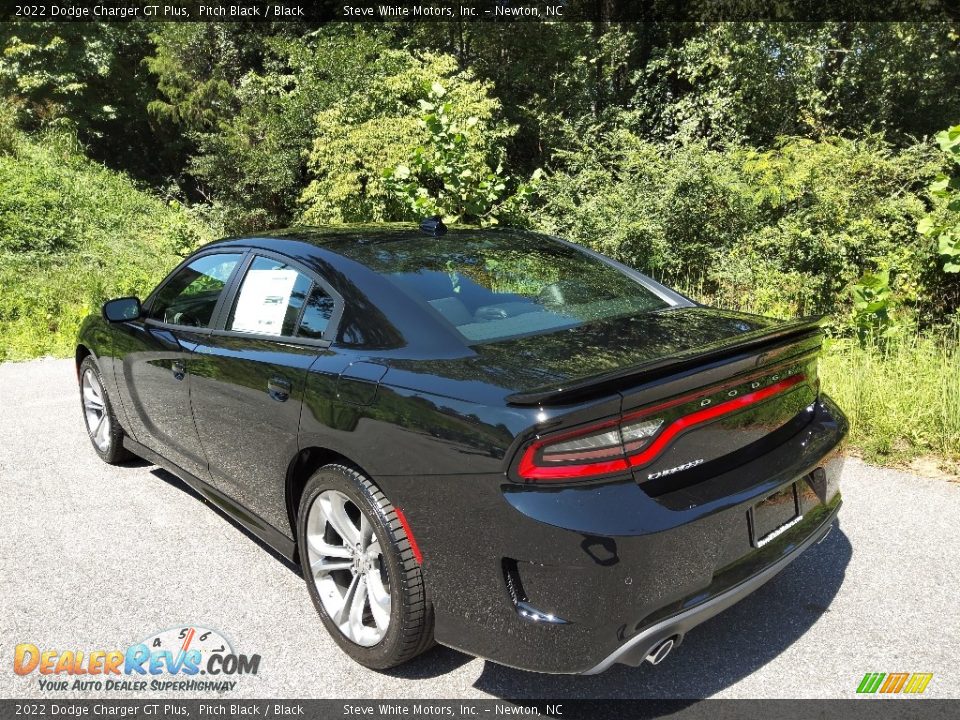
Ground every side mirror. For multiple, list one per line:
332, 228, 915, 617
102, 296, 142, 323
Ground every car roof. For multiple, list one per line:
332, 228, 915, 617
251, 223, 530, 256
202, 224, 548, 359
198, 224, 686, 359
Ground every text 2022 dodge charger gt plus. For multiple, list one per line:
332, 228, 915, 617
76, 223, 846, 673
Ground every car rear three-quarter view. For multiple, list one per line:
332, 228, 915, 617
76, 223, 846, 674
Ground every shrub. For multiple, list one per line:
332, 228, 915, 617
299, 50, 511, 224
381, 82, 542, 225
0, 101, 20, 155
918, 124, 960, 273
530, 131, 940, 327
850, 267, 899, 343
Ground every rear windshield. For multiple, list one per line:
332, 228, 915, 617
358, 234, 673, 343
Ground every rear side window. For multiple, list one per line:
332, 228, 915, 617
149, 253, 242, 327
297, 285, 335, 339
227, 256, 312, 337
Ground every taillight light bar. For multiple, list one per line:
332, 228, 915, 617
517, 373, 805, 482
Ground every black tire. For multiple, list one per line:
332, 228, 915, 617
78, 355, 134, 464
297, 464, 434, 669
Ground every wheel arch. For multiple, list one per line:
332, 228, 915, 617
75, 344, 95, 380
285, 446, 376, 546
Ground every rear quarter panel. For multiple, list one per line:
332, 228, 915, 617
300, 365, 531, 479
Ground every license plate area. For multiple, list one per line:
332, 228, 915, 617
749, 482, 802, 548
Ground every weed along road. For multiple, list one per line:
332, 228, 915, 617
1, 358, 958, 700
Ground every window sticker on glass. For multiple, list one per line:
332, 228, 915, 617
231, 268, 300, 336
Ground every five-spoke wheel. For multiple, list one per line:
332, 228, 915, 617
78, 356, 132, 464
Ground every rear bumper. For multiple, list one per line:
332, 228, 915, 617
582, 499, 839, 673
381, 395, 847, 674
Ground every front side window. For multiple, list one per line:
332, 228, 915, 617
149, 253, 242, 327
227, 256, 313, 337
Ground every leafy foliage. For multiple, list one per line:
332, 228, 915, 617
178, 29, 390, 231
382, 82, 519, 224
0, 122, 214, 360
917, 125, 960, 274
299, 50, 510, 224
530, 131, 941, 328
630, 23, 960, 147
0, 23, 173, 182
145, 24, 251, 132
850, 267, 897, 343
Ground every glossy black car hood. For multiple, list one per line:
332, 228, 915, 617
381, 307, 790, 404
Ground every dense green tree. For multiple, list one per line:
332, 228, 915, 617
146, 26, 397, 230
300, 47, 510, 224
392, 22, 676, 172
630, 23, 960, 146
0, 23, 168, 180
405, 22, 960, 153
530, 129, 944, 324
193, 29, 390, 229
146, 24, 257, 132
145, 23, 313, 211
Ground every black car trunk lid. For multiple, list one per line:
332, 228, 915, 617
496, 307, 824, 493
500, 307, 823, 406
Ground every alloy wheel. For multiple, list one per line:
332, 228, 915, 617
305, 489, 391, 646
82, 369, 111, 452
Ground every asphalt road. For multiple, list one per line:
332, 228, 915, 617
1, 357, 959, 700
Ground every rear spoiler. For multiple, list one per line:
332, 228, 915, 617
505, 316, 827, 407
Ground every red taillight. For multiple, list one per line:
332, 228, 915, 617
517, 418, 629, 480
517, 373, 805, 482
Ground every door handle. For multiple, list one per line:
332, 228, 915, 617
172, 360, 186, 381
267, 376, 292, 402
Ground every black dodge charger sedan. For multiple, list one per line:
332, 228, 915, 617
76, 223, 846, 673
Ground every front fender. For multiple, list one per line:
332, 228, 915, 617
76, 313, 135, 437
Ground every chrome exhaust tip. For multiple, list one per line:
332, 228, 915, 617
645, 637, 675, 665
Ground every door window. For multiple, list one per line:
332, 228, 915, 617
227, 256, 313, 337
149, 253, 242, 327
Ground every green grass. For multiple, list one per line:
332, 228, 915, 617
675, 274, 960, 471
821, 335, 960, 468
